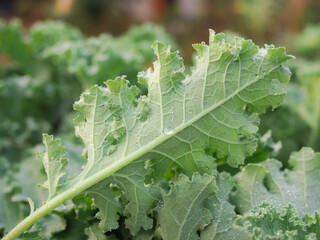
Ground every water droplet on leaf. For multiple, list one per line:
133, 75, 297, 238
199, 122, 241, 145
164, 126, 173, 135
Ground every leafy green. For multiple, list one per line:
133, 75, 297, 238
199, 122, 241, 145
37, 134, 69, 199
4, 18, 320, 240
260, 58, 320, 164
234, 203, 320, 240
232, 147, 320, 216
31, 214, 67, 238
200, 173, 246, 240
0, 175, 27, 233
156, 173, 216, 240
43, 23, 176, 89
19, 230, 46, 240
1, 29, 293, 240
85, 222, 107, 240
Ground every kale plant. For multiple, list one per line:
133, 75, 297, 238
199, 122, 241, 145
2, 24, 320, 240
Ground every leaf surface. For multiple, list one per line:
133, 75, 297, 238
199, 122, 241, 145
156, 173, 216, 240
54, 30, 291, 234
234, 203, 320, 240
201, 173, 247, 240
2, 30, 293, 240
37, 134, 69, 199
73, 30, 292, 183
232, 147, 320, 216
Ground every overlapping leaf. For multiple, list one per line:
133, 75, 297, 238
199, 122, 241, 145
0, 175, 26, 233
156, 173, 216, 240
200, 173, 246, 240
37, 134, 69, 199
232, 147, 320, 216
43, 24, 176, 88
234, 203, 320, 240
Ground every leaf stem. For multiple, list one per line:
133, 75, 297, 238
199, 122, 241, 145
3, 152, 134, 240
3, 132, 168, 240
2, 188, 76, 240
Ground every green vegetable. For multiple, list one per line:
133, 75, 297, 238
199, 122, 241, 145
232, 147, 320, 215
234, 203, 320, 239
2, 29, 294, 239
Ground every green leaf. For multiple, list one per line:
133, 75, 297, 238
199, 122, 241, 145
201, 173, 247, 240
37, 134, 69, 199
218, 130, 282, 175
50, 209, 90, 240
30, 20, 83, 52
73, 30, 292, 183
86, 159, 161, 234
85, 181, 121, 232
133, 229, 155, 240
9, 155, 47, 208
43, 24, 176, 88
0, 154, 47, 234
0, 19, 81, 75
3, 30, 292, 240
0, 20, 34, 71
234, 203, 320, 240
85, 222, 107, 240
232, 147, 320, 216
0, 175, 27, 233
69, 31, 291, 235
19, 230, 46, 240
108, 160, 160, 234
156, 173, 216, 240
31, 214, 66, 238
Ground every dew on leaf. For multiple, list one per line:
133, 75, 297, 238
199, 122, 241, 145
164, 126, 173, 135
